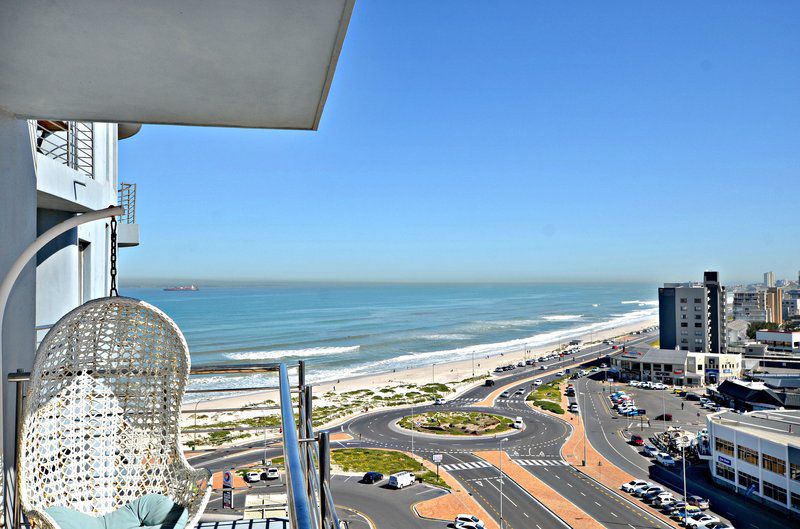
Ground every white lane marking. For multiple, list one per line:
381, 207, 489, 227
524, 513, 529, 518
484, 479, 518, 507
594, 501, 602, 507
610, 512, 618, 517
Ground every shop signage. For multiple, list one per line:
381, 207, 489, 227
718, 455, 731, 465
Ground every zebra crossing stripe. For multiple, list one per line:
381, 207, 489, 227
513, 459, 568, 466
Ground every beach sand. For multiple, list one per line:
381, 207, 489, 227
182, 317, 657, 442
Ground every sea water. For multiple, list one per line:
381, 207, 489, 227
122, 283, 657, 390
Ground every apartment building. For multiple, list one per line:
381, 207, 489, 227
659, 271, 726, 353
734, 291, 772, 322
764, 271, 775, 288
707, 409, 800, 515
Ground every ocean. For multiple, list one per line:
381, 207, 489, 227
122, 283, 658, 391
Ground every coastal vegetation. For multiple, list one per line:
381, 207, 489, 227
526, 378, 566, 414
331, 448, 448, 488
398, 411, 513, 435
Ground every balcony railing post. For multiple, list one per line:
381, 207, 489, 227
303, 384, 314, 508
319, 431, 330, 529
12, 370, 25, 529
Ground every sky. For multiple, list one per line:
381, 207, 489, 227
119, 1, 800, 285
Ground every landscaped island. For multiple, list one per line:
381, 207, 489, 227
398, 411, 514, 435
526, 378, 566, 414
332, 448, 448, 488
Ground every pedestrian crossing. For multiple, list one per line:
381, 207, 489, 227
439, 461, 492, 471
447, 398, 481, 404
497, 399, 525, 403
513, 458, 569, 466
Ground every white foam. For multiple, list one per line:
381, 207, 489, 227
542, 314, 583, 321
419, 333, 474, 340
621, 300, 658, 306
223, 345, 359, 361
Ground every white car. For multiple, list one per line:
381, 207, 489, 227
556, 370, 565, 376
621, 479, 648, 493
512, 417, 524, 429
629, 381, 641, 387
264, 467, 279, 480
533, 379, 543, 387
244, 471, 261, 483
653, 383, 667, 390
643, 445, 659, 457
650, 492, 674, 505
434, 398, 446, 405
454, 515, 485, 529
656, 452, 676, 467
631, 482, 654, 495
686, 514, 720, 528
636, 485, 662, 497
539, 365, 548, 370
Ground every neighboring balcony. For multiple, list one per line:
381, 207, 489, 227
34, 120, 94, 178
117, 182, 140, 247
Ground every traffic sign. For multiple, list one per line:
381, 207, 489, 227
432, 454, 443, 463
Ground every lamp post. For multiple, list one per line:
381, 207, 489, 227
681, 444, 688, 524
499, 437, 507, 529
582, 383, 587, 466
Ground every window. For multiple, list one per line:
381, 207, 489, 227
695, 339, 703, 344
715, 437, 734, 455
681, 339, 688, 344
695, 323, 702, 328
681, 331, 688, 336
716, 462, 735, 482
663, 364, 672, 372
680, 298, 688, 303
792, 491, 800, 511
791, 462, 800, 482
681, 322, 688, 328
737, 446, 758, 465
763, 481, 787, 504
695, 331, 703, 336
738, 471, 759, 491
681, 305, 688, 311
681, 314, 688, 320
695, 306, 702, 311
762, 454, 786, 476
695, 314, 702, 320
694, 298, 702, 303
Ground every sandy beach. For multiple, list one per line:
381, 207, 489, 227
182, 316, 657, 444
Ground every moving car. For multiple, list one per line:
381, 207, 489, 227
630, 434, 645, 446
484, 379, 495, 387
361, 471, 383, 484
388, 471, 416, 489
245, 471, 261, 483
513, 417, 524, 429
434, 398, 446, 405
656, 452, 676, 467
500, 391, 510, 398
600, 363, 607, 368
533, 379, 543, 386
621, 479, 649, 493
264, 467, 280, 480
556, 370, 566, 376
515, 388, 525, 395
655, 413, 673, 421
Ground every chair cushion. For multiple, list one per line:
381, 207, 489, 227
46, 494, 188, 529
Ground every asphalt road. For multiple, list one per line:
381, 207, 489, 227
575, 375, 785, 529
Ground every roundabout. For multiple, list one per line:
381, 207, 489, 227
395, 410, 519, 438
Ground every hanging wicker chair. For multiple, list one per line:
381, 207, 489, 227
18, 297, 211, 529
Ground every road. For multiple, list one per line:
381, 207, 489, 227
575, 374, 784, 529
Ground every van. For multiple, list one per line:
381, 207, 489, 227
388, 471, 416, 489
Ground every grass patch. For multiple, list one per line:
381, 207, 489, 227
331, 448, 448, 488
398, 411, 513, 436
526, 377, 566, 414
534, 400, 565, 414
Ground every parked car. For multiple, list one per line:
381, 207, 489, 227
361, 471, 383, 484
701, 523, 734, 529
245, 471, 261, 483
655, 413, 673, 421
600, 363, 607, 368
637, 485, 663, 498
569, 403, 579, 413
493, 367, 504, 374
671, 506, 701, 521
263, 467, 280, 480
687, 496, 709, 510
630, 434, 645, 446
539, 365, 548, 370
454, 514, 485, 529
656, 452, 676, 467
653, 382, 667, 390
663, 501, 686, 514
643, 445, 659, 457
649, 492, 674, 505
517, 361, 525, 367
513, 417, 524, 429
685, 513, 720, 528
632, 482, 655, 495
685, 393, 701, 401
525, 359, 535, 365
657, 496, 677, 508
642, 487, 666, 502
388, 471, 416, 489
621, 479, 649, 493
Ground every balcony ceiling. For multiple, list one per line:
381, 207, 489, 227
0, 0, 355, 130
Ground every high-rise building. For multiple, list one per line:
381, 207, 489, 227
659, 271, 726, 353
733, 291, 769, 322
766, 287, 783, 325
764, 271, 775, 287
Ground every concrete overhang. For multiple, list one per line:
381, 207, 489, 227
0, 0, 355, 130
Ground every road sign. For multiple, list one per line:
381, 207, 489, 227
222, 489, 232, 509
222, 470, 233, 488
432, 454, 443, 463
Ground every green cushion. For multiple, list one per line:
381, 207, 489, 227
45, 494, 188, 529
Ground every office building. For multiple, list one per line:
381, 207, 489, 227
764, 271, 775, 288
707, 409, 800, 515
659, 271, 726, 353
611, 347, 742, 385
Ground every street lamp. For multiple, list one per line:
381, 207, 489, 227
582, 384, 587, 466
499, 437, 507, 529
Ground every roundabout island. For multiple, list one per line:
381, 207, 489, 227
397, 410, 516, 436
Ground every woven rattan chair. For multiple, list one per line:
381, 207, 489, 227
18, 297, 211, 529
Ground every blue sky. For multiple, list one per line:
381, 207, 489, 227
119, 1, 799, 285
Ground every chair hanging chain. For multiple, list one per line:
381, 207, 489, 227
109, 216, 119, 296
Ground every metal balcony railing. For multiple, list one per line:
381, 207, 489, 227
7, 360, 343, 529
31, 120, 94, 178
118, 183, 137, 224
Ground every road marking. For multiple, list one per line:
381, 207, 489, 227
594, 502, 602, 507
610, 512, 618, 517
523, 513, 529, 518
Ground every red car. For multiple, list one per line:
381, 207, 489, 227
612, 345, 619, 350
630, 434, 645, 446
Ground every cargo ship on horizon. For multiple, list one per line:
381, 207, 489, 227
163, 285, 199, 291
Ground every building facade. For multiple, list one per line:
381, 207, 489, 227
755, 330, 800, 356
659, 271, 726, 353
766, 287, 784, 326
764, 271, 776, 288
611, 348, 742, 386
733, 291, 771, 323
707, 409, 800, 515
